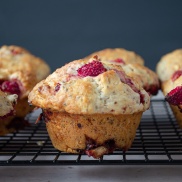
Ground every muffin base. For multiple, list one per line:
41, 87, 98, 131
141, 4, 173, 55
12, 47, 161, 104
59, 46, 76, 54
170, 105, 182, 128
44, 110, 143, 158
0, 97, 33, 136
15, 97, 34, 118
0, 116, 30, 136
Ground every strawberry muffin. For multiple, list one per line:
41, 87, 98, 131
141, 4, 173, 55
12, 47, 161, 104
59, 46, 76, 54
28, 56, 150, 158
0, 90, 17, 119
0, 90, 18, 135
156, 49, 182, 127
85, 48, 160, 96
0, 45, 50, 120
84, 48, 144, 65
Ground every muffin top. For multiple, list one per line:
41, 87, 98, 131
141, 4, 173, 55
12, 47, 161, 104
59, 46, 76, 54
84, 48, 159, 95
0, 90, 17, 118
162, 70, 182, 108
121, 63, 159, 95
28, 56, 150, 115
84, 48, 144, 65
162, 69, 182, 94
0, 45, 50, 98
156, 49, 182, 82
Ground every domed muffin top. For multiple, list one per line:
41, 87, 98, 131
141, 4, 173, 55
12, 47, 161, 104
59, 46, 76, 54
84, 48, 144, 65
28, 56, 150, 115
0, 45, 50, 98
156, 49, 182, 82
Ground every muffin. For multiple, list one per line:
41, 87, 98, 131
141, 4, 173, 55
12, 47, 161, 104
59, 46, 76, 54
156, 49, 182, 127
84, 48, 144, 65
0, 45, 50, 120
156, 49, 182, 82
0, 90, 18, 135
0, 90, 17, 119
85, 48, 160, 95
28, 56, 150, 158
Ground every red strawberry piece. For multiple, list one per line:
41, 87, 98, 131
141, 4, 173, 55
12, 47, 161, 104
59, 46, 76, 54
165, 86, 182, 105
54, 83, 61, 92
171, 70, 182, 82
11, 48, 21, 55
115, 70, 145, 104
0, 80, 21, 96
111, 58, 125, 64
77, 61, 107, 77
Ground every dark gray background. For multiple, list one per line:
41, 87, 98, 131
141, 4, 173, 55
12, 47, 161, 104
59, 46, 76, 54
1, 0, 182, 72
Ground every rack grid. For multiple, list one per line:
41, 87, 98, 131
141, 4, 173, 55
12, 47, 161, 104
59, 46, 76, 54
1, 99, 182, 166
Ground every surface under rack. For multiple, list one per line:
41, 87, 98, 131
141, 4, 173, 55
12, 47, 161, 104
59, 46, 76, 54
0, 99, 182, 166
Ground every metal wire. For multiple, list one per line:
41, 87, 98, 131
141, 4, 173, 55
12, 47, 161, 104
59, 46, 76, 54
0, 100, 182, 166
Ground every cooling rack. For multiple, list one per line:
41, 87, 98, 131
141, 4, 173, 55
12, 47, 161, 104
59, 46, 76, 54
0, 99, 182, 166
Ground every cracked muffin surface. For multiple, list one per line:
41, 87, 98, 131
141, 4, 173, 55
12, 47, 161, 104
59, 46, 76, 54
0, 45, 50, 119
84, 48, 144, 65
156, 49, 182, 82
29, 57, 150, 114
84, 48, 160, 96
156, 49, 182, 128
0, 90, 17, 118
29, 56, 150, 158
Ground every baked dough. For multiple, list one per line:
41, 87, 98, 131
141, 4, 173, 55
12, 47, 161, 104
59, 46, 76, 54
29, 56, 150, 158
84, 48, 144, 65
0, 45, 50, 120
85, 48, 160, 95
0, 90, 17, 118
156, 49, 182, 82
156, 49, 182, 127
0, 90, 18, 136
29, 58, 150, 114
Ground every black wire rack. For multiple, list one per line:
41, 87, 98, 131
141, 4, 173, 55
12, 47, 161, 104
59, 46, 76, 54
0, 99, 182, 166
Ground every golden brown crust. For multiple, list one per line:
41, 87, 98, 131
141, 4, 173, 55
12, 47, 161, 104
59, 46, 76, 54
158, 50, 182, 97
0, 45, 50, 97
28, 52, 150, 158
84, 48, 144, 65
122, 63, 160, 95
157, 49, 182, 128
170, 105, 182, 128
160, 77, 182, 97
161, 77, 182, 128
84, 48, 159, 95
156, 49, 182, 82
0, 45, 50, 120
29, 58, 150, 115
0, 90, 17, 117
29, 55, 150, 158
45, 111, 142, 158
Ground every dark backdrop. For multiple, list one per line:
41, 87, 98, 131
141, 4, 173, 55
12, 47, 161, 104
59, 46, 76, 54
1, 0, 182, 72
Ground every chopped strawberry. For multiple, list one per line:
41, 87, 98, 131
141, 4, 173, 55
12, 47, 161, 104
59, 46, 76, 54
77, 61, 107, 77
54, 83, 61, 92
0, 80, 21, 96
10, 48, 22, 55
85, 138, 116, 158
115, 70, 145, 104
171, 70, 182, 82
165, 86, 182, 105
111, 58, 125, 64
